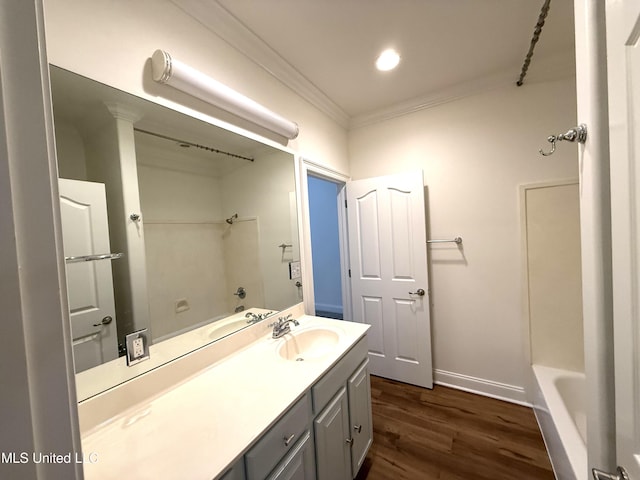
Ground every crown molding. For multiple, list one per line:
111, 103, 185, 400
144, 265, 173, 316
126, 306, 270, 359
350, 53, 576, 130
349, 71, 515, 129
171, 0, 350, 128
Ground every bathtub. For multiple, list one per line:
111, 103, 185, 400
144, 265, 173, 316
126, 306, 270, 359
532, 365, 587, 480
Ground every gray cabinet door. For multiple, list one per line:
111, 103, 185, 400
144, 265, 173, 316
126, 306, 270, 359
314, 387, 351, 480
347, 360, 373, 477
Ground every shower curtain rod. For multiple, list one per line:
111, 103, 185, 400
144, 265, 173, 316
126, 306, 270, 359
516, 0, 551, 87
134, 128, 254, 162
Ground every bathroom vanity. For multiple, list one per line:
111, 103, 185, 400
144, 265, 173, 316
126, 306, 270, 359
78, 309, 371, 480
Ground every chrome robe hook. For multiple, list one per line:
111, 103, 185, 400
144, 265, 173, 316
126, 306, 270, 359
539, 124, 587, 156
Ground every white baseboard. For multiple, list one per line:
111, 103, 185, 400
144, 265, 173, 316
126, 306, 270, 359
434, 369, 530, 407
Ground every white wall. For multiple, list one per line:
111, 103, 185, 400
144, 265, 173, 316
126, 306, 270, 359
43, 0, 349, 173
348, 77, 579, 402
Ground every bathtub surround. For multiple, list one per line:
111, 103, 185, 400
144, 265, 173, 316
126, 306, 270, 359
522, 180, 586, 480
522, 180, 584, 373
143, 222, 236, 339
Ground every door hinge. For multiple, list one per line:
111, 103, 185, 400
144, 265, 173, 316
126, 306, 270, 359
344, 199, 347, 208
348, 269, 351, 278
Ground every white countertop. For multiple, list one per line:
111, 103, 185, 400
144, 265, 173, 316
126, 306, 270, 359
75, 307, 275, 402
80, 315, 369, 480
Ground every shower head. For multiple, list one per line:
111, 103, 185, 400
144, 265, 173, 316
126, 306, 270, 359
226, 213, 238, 225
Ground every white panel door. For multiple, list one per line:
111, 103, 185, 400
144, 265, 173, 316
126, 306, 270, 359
606, 0, 640, 480
606, 0, 640, 478
59, 178, 118, 372
347, 171, 432, 388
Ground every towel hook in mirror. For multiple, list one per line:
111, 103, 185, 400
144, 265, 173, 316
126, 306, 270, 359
539, 124, 587, 156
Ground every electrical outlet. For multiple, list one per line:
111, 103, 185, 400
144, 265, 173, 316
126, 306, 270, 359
289, 261, 301, 280
132, 338, 144, 358
125, 329, 150, 366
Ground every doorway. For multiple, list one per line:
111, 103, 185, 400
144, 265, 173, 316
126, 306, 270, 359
307, 174, 345, 319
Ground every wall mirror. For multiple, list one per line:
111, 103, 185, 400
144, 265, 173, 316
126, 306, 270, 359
50, 65, 302, 401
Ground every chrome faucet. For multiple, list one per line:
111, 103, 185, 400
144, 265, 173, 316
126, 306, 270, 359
268, 314, 299, 339
245, 311, 274, 324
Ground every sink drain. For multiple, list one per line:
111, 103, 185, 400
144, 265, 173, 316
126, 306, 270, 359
296, 357, 305, 362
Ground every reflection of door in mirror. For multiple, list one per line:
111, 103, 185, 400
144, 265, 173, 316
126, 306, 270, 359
59, 178, 118, 372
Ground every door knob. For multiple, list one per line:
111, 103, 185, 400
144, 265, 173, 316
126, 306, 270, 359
409, 288, 425, 296
93, 315, 113, 327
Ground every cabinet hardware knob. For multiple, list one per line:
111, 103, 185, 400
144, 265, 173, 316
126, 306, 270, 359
346, 438, 354, 446
353, 424, 362, 433
283, 434, 295, 446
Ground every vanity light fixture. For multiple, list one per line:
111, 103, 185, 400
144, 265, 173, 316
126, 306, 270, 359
151, 49, 299, 140
375, 48, 401, 71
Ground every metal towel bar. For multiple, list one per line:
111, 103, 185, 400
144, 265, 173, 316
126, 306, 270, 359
426, 237, 463, 245
65, 253, 124, 264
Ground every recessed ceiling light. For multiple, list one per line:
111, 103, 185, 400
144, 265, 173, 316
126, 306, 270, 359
376, 49, 401, 71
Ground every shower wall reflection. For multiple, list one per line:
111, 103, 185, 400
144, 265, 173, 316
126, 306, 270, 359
138, 145, 300, 342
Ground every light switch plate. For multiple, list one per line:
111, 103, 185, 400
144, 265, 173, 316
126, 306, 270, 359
125, 329, 150, 366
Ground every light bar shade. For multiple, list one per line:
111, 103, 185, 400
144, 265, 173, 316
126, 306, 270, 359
151, 49, 299, 140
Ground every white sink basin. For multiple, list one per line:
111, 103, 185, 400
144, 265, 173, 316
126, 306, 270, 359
276, 327, 340, 361
208, 318, 248, 340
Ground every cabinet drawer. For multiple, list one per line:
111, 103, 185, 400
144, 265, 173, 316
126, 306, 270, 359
265, 430, 315, 480
245, 393, 312, 480
311, 336, 368, 414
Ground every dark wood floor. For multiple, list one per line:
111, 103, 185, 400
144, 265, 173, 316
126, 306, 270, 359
355, 375, 555, 480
